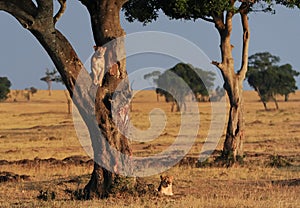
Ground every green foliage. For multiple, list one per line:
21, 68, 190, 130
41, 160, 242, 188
156, 62, 215, 102
0, 77, 11, 101
123, 0, 160, 25
274, 0, 300, 9
123, 0, 231, 24
246, 52, 299, 105
29, 86, 38, 95
25, 86, 38, 95
123, 0, 299, 25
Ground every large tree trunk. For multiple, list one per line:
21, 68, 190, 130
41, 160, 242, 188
80, 0, 133, 199
0, 0, 132, 199
212, 5, 250, 164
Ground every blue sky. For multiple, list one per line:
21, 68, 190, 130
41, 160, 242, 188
0, 1, 299, 90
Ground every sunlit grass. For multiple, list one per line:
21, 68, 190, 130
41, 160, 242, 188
0, 90, 299, 207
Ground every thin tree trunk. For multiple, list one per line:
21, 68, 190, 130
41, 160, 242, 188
212, 5, 250, 164
263, 102, 268, 110
284, 94, 289, 102
64, 90, 72, 114
272, 96, 279, 110
222, 77, 244, 164
47, 81, 52, 96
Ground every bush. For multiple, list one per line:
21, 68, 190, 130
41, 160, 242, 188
0, 77, 11, 101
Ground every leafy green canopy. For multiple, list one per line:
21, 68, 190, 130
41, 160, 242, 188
156, 62, 215, 102
0, 77, 11, 101
246, 52, 299, 102
123, 0, 300, 24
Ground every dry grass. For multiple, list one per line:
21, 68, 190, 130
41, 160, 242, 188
0, 89, 299, 207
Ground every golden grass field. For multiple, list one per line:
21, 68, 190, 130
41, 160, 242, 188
0, 89, 299, 207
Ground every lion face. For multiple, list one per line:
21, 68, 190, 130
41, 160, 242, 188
157, 175, 174, 196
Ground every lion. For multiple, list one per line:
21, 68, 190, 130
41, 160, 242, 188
157, 175, 174, 196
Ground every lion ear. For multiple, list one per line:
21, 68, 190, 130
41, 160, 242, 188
160, 175, 164, 180
93, 45, 98, 51
169, 176, 174, 182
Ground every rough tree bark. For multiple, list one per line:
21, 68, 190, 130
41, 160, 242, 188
212, 3, 250, 164
0, 0, 132, 198
79, 0, 133, 199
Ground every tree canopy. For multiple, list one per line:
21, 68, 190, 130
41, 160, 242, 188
40, 68, 62, 83
0, 77, 11, 101
40, 68, 62, 96
156, 62, 215, 107
246, 52, 299, 110
123, 0, 300, 25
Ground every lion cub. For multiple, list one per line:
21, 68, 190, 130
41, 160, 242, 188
91, 46, 107, 86
157, 175, 174, 196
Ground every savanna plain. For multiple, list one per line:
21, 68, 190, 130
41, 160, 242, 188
0, 90, 299, 207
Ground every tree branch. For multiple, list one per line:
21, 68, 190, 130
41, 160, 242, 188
8, 0, 37, 15
54, 0, 66, 24
212, 12, 225, 31
212, 61, 224, 71
0, 0, 37, 28
36, 0, 53, 20
78, 0, 90, 8
237, 4, 250, 79
225, 10, 234, 36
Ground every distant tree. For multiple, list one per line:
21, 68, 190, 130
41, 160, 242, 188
156, 63, 215, 112
64, 90, 72, 114
0, 77, 11, 101
247, 52, 299, 110
29, 87, 38, 95
143, 70, 161, 101
24, 86, 38, 101
210, 86, 226, 102
144, 70, 161, 83
40, 68, 62, 96
276, 64, 299, 101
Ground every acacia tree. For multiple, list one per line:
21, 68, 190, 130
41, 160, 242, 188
123, 0, 300, 163
0, 0, 133, 198
156, 62, 215, 111
247, 52, 299, 110
40, 68, 62, 96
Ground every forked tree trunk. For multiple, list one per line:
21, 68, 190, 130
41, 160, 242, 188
212, 5, 250, 164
